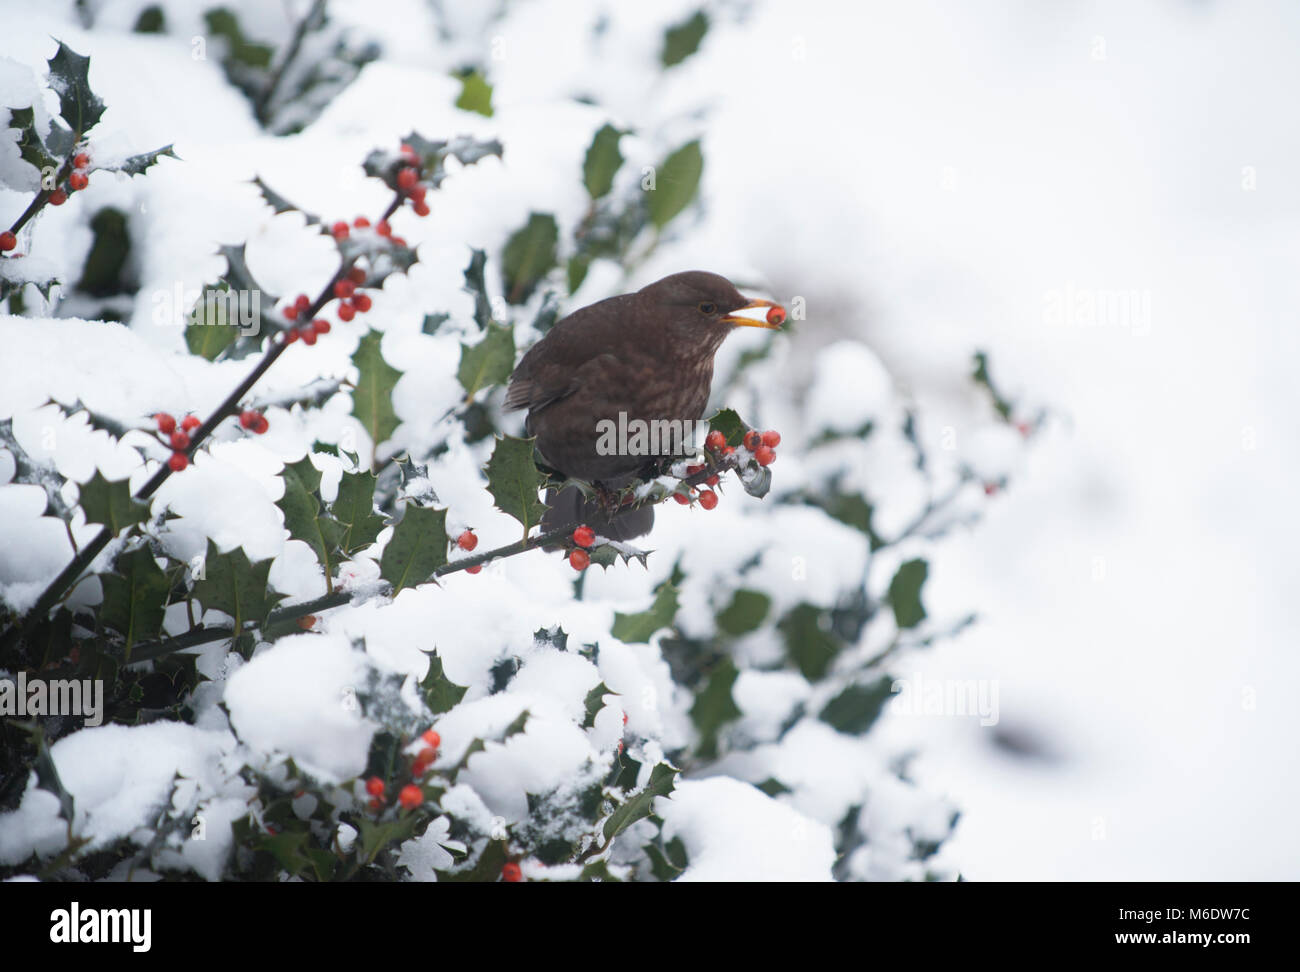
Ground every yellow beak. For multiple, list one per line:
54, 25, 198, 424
722, 298, 786, 329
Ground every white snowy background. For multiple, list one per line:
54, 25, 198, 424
1, 0, 1296, 880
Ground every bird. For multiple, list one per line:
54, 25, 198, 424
504, 270, 784, 541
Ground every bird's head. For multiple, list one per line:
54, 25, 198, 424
637, 271, 786, 353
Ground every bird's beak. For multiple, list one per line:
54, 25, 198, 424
723, 298, 786, 329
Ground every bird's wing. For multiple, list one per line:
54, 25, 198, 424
504, 294, 633, 413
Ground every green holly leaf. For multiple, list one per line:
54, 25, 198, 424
8, 106, 57, 176
47, 41, 106, 136
380, 505, 447, 592
332, 470, 385, 554
251, 175, 318, 222
99, 545, 168, 656
421, 312, 450, 335
457, 321, 515, 402
276, 458, 343, 576
567, 254, 591, 294
437, 839, 508, 882
582, 682, 615, 729
501, 212, 558, 305
462, 248, 492, 328
185, 284, 238, 360
690, 658, 741, 758
647, 140, 703, 229
30, 726, 76, 824
583, 123, 625, 200
184, 244, 278, 361
819, 677, 896, 735
97, 144, 179, 177
715, 589, 771, 636
602, 761, 677, 842
79, 470, 149, 534
661, 10, 710, 67
484, 435, 548, 538
420, 650, 467, 714
193, 540, 283, 631
612, 582, 678, 643
454, 69, 493, 116
645, 836, 688, 880
350, 330, 402, 455
888, 558, 929, 629
778, 603, 843, 681
707, 407, 746, 446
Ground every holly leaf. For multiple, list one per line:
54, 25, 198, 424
715, 588, 770, 636
582, 682, 615, 729
778, 603, 843, 681
47, 41, 106, 137
888, 558, 929, 629
251, 175, 318, 222
484, 435, 547, 538
276, 458, 343, 574
420, 650, 468, 714
501, 212, 558, 305
457, 321, 515, 401
99, 545, 168, 656
97, 144, 179, 177
462, 248, 492, 328
7, 106, 57, 176
706, 408, 746, 446
602, 762, 677, 842
819, 677, 896, 735
690, 658, 741, 758
380, 505, 447, 592
421, 312, 450, 335
193, 540, 283, 631
79, 470, 149, 534
454, 70, 493, 116
647, 140, 703, 229
30, 727, 76, 824
662, 10, 710, 67
350, 330, 402, 455
583, 124, 625, 200
612, 582, 678, 643
332, 470, 385, 554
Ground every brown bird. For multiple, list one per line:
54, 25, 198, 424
505, 271, 784, 541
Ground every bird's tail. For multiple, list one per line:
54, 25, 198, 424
541, 484, 654, 543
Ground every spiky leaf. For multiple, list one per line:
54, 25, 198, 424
350, 330, 402, 455
484, 435, 547, 538
380, 505, 447, 592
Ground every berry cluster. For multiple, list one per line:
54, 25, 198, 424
364, 728, 441, 813
568, 524, 595, 571
396, 143, 432, 217
239, 408, 269, 434
741, 428, 780, 466
48, 150, 92, 208
154, 412, 200, 471
456, 529, 485, 574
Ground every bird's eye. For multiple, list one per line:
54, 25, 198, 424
698, 301, 718, 314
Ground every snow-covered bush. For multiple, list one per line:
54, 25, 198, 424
0, 1, 1033, 881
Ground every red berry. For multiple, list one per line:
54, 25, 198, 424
337, 302, 356, 322
685, 464, 704, 475
168, 452, 188, 472
170, 430, 190, 450
297, 614, 315, 630
73, 152, 89, 169
762, 430, 781, 448
283, 304, 299, 321
239, 410, 256, 428
698, 489, 718, 510
705, 430, 726, 451
398, 784, 422, 809
182, 415, 200, 431
252, 415, 269, 435
368, 798, 382, 811
353, 216, 370, 228
743, 430, 761, 451
673, 493, 691, 505
412, 749, 434, 774
48, 188, 67, 205
705, 474, 719, 487
572, 525, 595, 548
348, 266, 367, 285
466, 565, 482, 574
754, 445, 775, 466
294, 296, 310, 313
397, 167, 418, 190
409, 184, 427, 203
421, 729, 441, 749
375, 220, 392, 237
502, 862, 523, 883
400, 143, 417, 162
0, 231, 15, 251
390, 236, 407, 248
284, 328, 299, 344
68, 171, 88, 191
457, 530, 478, 551
300, 327, 317, 346
623, 711, 628, 725
331, 221, 349, 240
569, 549, 590, 571
333, 279, 355, 300
721, 446, 735, 457
1016, 421, 1031, 438
365, 777, 385, 797
155, 412, 176, 433
984, 483, 998, 496
766, 305, 786, 326
352, 293, 372, 312
313, 319, 330, 334
413, 200, 430, 217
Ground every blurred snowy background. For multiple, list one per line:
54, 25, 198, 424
2, 0, 1296, 879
